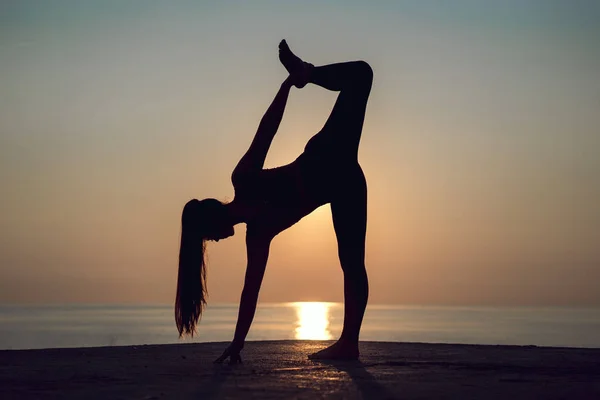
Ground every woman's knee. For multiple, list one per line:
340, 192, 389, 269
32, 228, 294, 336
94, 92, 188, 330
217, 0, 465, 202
341, 261, 368, 279
354, 61, 373, 84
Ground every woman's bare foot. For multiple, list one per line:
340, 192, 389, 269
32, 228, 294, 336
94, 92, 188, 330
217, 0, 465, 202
308, 340, 359, 361
278, 39, 311, 88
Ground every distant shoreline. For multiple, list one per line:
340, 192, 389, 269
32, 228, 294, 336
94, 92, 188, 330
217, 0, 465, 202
2, 341, 599, 399
2, 304, 599, 350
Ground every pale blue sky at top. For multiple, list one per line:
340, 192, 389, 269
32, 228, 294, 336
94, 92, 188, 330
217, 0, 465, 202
1, 1, 599, 305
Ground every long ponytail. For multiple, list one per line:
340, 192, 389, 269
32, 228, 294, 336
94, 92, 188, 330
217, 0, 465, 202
175, 199, 208, 337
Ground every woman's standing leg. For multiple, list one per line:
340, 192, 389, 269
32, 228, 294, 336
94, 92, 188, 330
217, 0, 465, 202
309, 61, 372, 357
308, 165, 368, 360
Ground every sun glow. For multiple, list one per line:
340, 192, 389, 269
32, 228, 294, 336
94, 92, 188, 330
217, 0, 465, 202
293, 302, 333, 340
281, 205, 336, 254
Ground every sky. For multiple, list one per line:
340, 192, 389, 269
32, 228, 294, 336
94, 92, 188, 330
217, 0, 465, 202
1, 1, 599, 306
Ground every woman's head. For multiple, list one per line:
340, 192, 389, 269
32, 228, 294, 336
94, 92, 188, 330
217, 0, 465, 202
175, 198, 234, 337
187, 198, 234, 241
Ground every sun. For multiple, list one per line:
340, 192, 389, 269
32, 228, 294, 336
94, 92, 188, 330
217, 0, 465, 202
293, 302, 333, 340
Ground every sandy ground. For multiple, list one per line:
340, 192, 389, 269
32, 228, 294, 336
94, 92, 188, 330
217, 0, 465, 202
1, 340, 599, 399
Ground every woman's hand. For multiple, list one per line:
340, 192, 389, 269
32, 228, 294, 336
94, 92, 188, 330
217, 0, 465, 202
214, 341, 244, 364
282, 75, 295, 89
284, 62, 313, 89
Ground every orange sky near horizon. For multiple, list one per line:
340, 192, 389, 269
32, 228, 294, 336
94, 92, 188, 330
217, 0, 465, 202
1, 1, 599, 306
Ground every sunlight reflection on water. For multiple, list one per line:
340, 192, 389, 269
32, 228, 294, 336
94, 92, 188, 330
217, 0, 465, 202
2, 304, 599, 350
292, 302, 334, 340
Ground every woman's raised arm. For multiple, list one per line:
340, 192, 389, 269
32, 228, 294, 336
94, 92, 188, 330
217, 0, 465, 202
232, 76, 294, 180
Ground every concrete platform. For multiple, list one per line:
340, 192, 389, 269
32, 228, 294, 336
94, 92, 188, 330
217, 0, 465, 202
1, 340, 599, 399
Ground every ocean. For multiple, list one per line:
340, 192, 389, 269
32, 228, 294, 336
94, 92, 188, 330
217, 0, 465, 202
0, 303, 598, 350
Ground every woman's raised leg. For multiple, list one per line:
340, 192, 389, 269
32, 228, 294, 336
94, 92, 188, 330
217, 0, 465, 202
279, 41, 373, 160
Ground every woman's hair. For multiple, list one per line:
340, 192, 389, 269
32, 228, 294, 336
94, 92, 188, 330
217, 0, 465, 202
175, 198, 223, 337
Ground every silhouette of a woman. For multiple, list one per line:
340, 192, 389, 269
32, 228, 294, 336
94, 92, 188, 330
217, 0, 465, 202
176, 40, 373, 362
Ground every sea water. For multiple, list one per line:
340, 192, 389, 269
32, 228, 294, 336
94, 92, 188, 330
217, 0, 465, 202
0, 303, 598, 350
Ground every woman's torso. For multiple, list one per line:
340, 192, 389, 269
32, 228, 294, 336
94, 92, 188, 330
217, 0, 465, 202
233, 137, 359, 237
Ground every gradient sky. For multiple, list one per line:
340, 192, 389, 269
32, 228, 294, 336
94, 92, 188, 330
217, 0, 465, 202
1, 1, 599, 306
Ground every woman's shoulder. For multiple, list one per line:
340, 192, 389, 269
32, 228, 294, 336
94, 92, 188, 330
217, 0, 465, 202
245, 217, 277, 243
231, 167, 252, 187
232, 166, 269, 189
